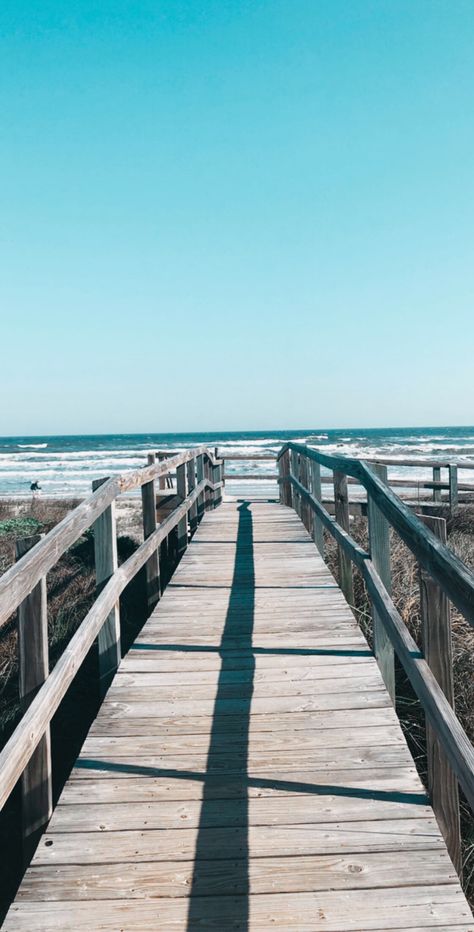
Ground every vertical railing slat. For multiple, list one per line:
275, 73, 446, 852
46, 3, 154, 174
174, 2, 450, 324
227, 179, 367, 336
187, 456, 198, 534
141, 453, 160, 611
449, 464, 458, 511
176, 462, 188, 557
196, 453, 205, 522
310, 460, 324, 557
419, 514, 462, 876
92, 478, 121, 695
279, 449, 292, 506
16, 534, 52, 864
333, 471, 354, 606
367, 463, 395, 703
299, 455, 308, 531
432, 466, 442, 503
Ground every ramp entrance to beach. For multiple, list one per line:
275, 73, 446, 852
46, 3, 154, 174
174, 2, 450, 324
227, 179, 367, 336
1, 445, 473, 929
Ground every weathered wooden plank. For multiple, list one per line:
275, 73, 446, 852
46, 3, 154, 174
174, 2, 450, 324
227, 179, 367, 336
61, 765, 423, 803
88, 707, 396, 739
48, 789, 430, 834
71, 745, 415, 777
101, 690, 391, 718
6, 885, 472, 931
30, 817, 444, 866
79, 727, 404, 764
17, 850, 457, 901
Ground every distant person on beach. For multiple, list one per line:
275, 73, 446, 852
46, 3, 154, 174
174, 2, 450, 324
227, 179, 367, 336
30, 481, 41, 493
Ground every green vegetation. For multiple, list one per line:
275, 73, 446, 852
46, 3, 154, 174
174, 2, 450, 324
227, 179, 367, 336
0, 516, 42, 537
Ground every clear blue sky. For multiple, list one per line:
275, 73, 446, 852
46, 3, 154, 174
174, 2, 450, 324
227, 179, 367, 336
1, 1, 473, 434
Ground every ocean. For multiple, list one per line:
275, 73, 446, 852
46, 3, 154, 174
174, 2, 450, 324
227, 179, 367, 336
1, 427, 474, 499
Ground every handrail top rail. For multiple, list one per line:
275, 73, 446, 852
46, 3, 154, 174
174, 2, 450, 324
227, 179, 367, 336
154, 449, 223, 465
0, 445, 220, 632
0, 473, 221, 812
278, 442, 474, 628
361, 456, 474, 470
276, 442, 474, 471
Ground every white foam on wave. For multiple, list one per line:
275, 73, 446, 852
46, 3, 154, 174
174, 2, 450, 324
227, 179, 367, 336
17, 443, 48, 449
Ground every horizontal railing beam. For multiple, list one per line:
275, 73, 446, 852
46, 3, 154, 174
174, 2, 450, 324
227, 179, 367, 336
279, 443, 474, 628
220, 454, 276, 461
0, 476, 220, 811
224, 473, 278, 480
0, 447, 221, 631
363, 560, 474, 812
288, 470, 474, 813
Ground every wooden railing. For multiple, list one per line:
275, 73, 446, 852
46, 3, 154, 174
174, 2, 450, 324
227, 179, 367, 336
277, 442, 474, 876
221, 450, 474, 510
0, 446, 223, 859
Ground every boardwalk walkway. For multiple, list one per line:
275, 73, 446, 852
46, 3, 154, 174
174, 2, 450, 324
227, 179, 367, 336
4, 501, 472, 929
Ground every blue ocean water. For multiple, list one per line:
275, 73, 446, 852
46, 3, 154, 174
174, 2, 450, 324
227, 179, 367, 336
1, 427, 474, 498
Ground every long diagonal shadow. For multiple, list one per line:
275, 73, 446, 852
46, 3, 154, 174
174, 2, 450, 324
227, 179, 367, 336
74, 759, 428, 807
130, 644, 374, 658
186, 500, 255, 928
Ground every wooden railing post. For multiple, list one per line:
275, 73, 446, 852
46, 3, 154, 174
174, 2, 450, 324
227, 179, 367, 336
202, 454, 209, 510
92, 478, 121, 695
287, 450, 294, 509
419, 514, 462, 876
290, 450, 300, 516
176, 461, 188, 557
449, 464, 458, 511
16, 535, 52, 865
213, 448, 222, 507
333, 471, 354, 606
196, 454, 205, 521
158, 454, 166, 491
212, 449, 222, 508
367, 463, 395, 703
187, 456, 198, 534
141, 453, 160, 611
299, 455, 310, 532
432, 466, 442, 503
279, 450, 291, 506
310, 460, 324, 557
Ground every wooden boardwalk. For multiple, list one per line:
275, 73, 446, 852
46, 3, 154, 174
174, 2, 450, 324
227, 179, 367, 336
4, 501, 472, 930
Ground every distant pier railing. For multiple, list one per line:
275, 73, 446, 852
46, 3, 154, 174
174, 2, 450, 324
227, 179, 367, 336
277, 441, 474, 876
0, 447, 223, 860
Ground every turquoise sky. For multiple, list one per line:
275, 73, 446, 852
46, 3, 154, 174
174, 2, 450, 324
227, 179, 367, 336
1, 1, 473, 434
